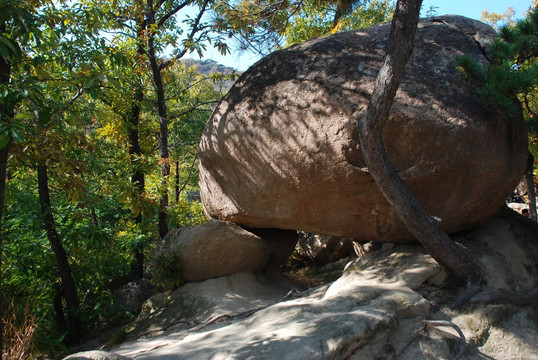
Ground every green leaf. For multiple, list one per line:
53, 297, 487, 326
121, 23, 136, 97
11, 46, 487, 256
13, 112, 33, 120
38, 107, 52, 125
0, 43, 9, 59
89, 87, 98, 99
0, 129, 10, 149
9, 127, 24, 143
105, 75, 121, 89
0, 35, 21, 59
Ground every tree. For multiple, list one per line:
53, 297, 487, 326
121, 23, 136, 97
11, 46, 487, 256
37, 162, 82, 341
1, 0, 125, 348
350, 0, 484, 284
126, 73, 147, 278
99, 0, 230, 239
213, 0, 392, 55
481, 6, 516, 30
285, 0, 394, 46
93, 33, 150, 278
166, 61, 224, 203
0, 0, 228, 354
0, 1, 40, 355
459, 6, 538, 221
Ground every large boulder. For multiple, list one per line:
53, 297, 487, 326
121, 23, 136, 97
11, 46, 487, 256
156, 220, 271, 282
198, 16, 528, 242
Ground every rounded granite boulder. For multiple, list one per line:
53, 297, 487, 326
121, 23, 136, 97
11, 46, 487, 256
198, 16, 528, 242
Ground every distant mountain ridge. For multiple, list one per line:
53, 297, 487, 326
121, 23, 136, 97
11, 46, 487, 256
182, 58, 240, 91
182, 58, 237, 75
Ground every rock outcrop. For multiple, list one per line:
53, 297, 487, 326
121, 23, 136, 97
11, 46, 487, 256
198, 15, 528, 242
65, 209, 538, 360
113, 279, 157, 314
156, 220, 271, 282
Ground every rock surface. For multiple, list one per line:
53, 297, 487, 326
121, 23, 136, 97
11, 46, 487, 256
65, 210, 538, 360
63, 350, 128, 360
156, 220, 271, 282
198, 15, 528, 242
113, 279, 157, 314
120, 272, 289, 340
113, 254, 435, 360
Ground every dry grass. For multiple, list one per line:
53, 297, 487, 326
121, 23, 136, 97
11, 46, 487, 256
3, 299, 38, 360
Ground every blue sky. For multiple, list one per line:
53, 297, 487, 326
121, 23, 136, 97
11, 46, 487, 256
422, 0, 532, 20
187, 0, 534, 71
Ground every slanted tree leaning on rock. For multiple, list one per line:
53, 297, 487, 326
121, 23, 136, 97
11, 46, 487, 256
351, 0, 485, 286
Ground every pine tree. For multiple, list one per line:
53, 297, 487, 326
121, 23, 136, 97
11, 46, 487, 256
458, 7, 538, 221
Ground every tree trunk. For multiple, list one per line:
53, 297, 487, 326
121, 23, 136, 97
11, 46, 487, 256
53, 285, 67, 331
146, 0, 170, 239
525, 151, 537, 221
0, 21, 11, 355
175, 161, 180, 203
37, 164, 82, 342
127, 83, 146, 277
0, 140, 10, 359
127, 89, 145, 278
126, 22, 148, 279
352, 0, 484, 283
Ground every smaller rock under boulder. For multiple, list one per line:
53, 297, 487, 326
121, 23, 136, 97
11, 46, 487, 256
156, 220, 271, 282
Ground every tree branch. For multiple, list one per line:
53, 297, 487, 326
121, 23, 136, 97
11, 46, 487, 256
469, 289, 538, 306
160, 0, 210, 70
423, 320, 466, 360
157, 0, 191, 28
169, 100, 219, 121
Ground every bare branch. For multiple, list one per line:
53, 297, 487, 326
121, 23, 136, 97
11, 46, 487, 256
157, 0, 191, 28
169, 100, 219, 121
524, 92, 537, 118
469, 289, 538, 306
176, 152, 198, 200
423, 320, 466, 360
66, 87, 84, 107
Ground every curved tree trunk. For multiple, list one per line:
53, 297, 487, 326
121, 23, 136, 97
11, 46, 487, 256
37, 164, 82, 342
352, 0, 484, 284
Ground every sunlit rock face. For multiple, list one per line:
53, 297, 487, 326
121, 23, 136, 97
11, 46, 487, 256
198, 15, 528, 242
157, 220, 271, 282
